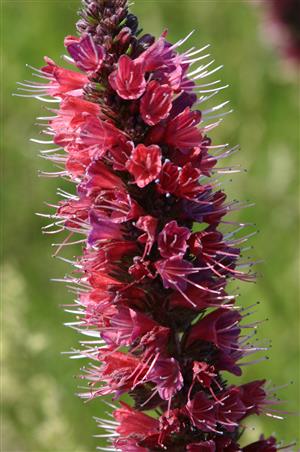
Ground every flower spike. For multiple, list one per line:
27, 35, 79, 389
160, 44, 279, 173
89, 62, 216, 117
22, 0, 295, 450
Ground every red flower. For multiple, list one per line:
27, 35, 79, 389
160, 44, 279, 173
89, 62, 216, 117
186, 392, 217, 432
101, 306, 156, 346
109, 54, 147, 99
128, 257, 155, 281
190, 361, 219, 393
184, 141, 216, 177
114, 402, 159, 438
57, 195, 90, 229
188, 227, 240, 278
51, 95, 101, 134
140, 80, 173, 126
175, 163, 203, 199
92, 189, 143, 223
238, 380, 267, 417
157, 162, 203, 200
181, 189, 228, 225
126, 144, 162, 188
83, 351, 148, 398
82, 159, 125, 196
164, 107, 202, 152
64, 144, 92, 177
41, 57, 87, 97
157, 220, 190, 258
79, 116, 125, 151
157, 161, 180, 195
217, 387, 246, 432
110, 138, 134, 171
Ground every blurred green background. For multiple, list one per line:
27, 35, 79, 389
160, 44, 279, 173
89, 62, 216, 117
2, 1, 299, 451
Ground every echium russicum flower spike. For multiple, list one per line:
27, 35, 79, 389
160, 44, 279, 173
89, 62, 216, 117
19, 0, 296, 450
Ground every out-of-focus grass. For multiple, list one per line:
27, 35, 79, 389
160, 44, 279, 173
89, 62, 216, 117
2, 1, 299, 451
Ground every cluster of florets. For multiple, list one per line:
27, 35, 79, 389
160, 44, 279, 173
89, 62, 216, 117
21, 0, 294, 450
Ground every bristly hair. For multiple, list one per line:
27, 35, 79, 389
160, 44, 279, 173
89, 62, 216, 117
19, 0, 295, 450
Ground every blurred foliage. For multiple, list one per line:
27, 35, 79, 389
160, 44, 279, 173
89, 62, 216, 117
2, 1, 299, 451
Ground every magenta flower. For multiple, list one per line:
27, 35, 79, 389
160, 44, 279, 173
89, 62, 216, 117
41, 57, 87, 97
21, 0, 295, 450
126, 144, 162, 188
164, 107, 202, 152
64, 34, 105, 75
145, 355, 184, 401
140, 80, 173, 126
109, 55, 147, 99
114, 402, 159, 438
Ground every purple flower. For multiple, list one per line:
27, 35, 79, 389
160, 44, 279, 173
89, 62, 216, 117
88, 210, 123, 245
